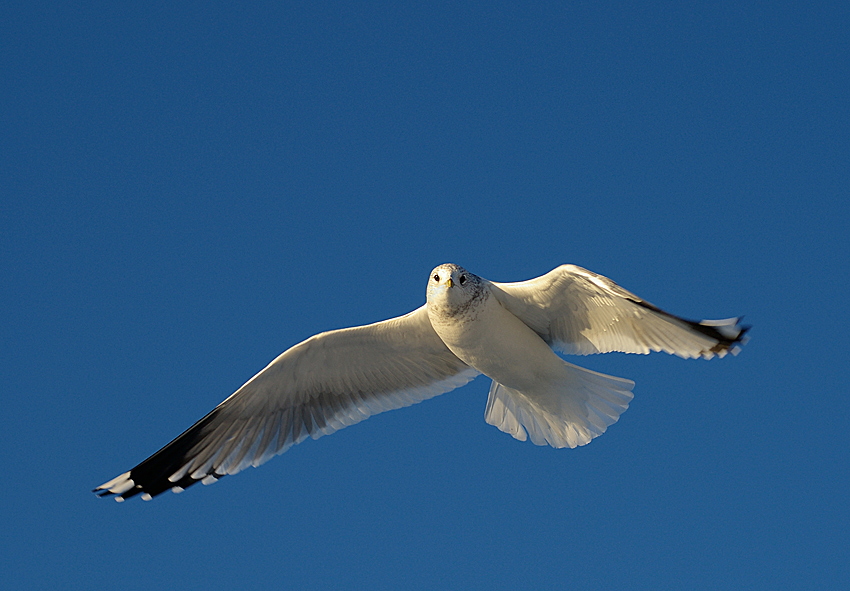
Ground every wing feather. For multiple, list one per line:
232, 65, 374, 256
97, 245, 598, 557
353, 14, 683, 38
491, 265, 749, 359
94, 305, 477, 501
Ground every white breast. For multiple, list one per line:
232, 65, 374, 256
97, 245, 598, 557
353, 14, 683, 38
429, 289, 567, 393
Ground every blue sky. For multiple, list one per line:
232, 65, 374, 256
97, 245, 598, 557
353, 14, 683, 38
2, 1, 848, 589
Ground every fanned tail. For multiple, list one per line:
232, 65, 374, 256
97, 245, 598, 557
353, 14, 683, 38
484, 360, 635, 448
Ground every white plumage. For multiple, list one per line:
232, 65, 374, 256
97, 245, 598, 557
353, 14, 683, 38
94, 263, 748, 501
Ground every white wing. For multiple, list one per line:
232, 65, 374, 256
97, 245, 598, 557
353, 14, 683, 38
94, 305, 478, 501
490, 265, 749, 359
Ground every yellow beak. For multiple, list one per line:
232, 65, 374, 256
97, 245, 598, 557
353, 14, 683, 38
446, 277, 453, 288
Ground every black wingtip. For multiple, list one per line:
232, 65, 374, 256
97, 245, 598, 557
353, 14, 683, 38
699, 317, 750, 357
93, 407, 225, 502
631, 298, 750, 357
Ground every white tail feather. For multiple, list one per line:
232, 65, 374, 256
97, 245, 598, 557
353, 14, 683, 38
484, 360, 635, 448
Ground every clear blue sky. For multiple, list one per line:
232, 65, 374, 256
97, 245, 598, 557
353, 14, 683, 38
2, 1, 848, 589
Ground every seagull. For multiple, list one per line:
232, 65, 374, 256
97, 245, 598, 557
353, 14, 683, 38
94, 263, 748, 501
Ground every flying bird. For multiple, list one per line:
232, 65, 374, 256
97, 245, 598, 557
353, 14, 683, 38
94, 264, 748, 501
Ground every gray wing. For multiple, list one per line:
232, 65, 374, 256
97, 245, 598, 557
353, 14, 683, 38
490, 265, 749, 359
94, 305, 478, 501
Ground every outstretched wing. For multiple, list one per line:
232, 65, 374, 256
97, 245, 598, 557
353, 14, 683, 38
94, 305, 477, 501
490, 265, 749, 359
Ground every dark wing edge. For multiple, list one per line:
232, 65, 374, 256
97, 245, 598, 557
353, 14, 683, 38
93, 405, 226, 502
629, 296, 751, 358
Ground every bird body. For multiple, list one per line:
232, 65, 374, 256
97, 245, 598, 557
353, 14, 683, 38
94, 263, 748, 502
427, 264, 636, 448
428, 267, 562, 394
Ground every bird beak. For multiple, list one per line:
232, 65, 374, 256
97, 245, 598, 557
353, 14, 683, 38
446, 277, 453, 288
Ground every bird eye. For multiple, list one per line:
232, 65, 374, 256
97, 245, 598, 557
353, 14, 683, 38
433, 274, 440, 282
459, 275, 467, 285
